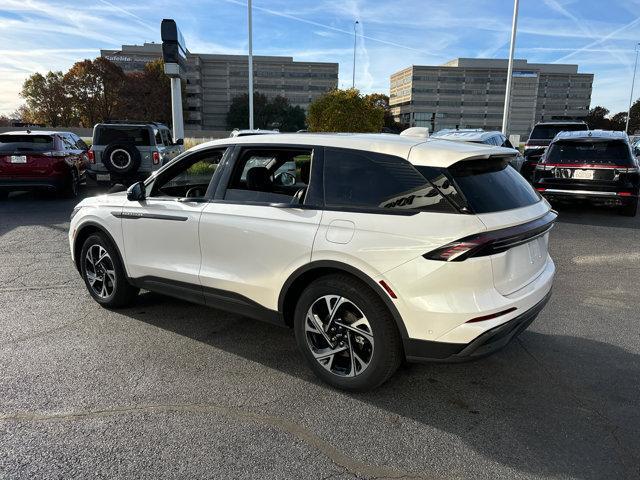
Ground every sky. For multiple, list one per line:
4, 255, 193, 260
1, 0, 639, 116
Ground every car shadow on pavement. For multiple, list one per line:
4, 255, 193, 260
127, 292, 640, 480
553, 201, 640, 230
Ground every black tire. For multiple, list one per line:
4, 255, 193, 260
620, 199, 638, 217
102, 142, 141, 175
60, 168, 79, 199
294, 274, 403, 392
80, 233, 139, 308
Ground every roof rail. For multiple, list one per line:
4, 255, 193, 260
101, 120, 167, 126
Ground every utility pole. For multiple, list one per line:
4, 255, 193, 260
625, 42, 640, 134
502, 0, 519, 135
248, 0, 254, 130
352, 20, 359, 89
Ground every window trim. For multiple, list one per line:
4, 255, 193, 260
144, 146, 230, 202
214, 143, 323, 209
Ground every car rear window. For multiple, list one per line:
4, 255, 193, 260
417, 157, 540, 214
95, 127, 152, 146
0, 135, 54, 153
530, 124, 586, 140
546, 140, 634, 166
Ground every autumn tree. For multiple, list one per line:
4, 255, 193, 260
226, 92, 305, 131
364, 93, 403, 132
117, 60, 174, 124
307, 89, 384, 133
21, 71, 75, 126
629, 98, 640, 134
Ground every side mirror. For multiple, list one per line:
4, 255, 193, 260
175, 138, 184, 146
126, 181, 146, 201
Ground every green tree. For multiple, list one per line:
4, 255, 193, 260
307, 88, 384, 133
21, 71, 74, 126
585, 106, 610, 130
629, 98, 640, 134
609, 111, 627, 131
91, 57, 126, 121
364, 93, 403, 132
226, 92, 305, 131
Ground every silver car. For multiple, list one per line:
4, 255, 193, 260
88, 122, 183, 186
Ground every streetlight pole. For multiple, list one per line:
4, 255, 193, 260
248, 0, 254, 130
502, 0, 519, 135
352, 20, 358, 89
625, 42, 640, 134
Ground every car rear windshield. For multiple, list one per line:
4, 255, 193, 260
0, 134, 54, 153
529, 124, 586, 140
417, 157, 540, 214
95, 126, 152, 146
546, 140, 634, 166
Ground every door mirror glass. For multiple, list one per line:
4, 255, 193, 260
127, 181, 146, 201
175, 138, 184, 146
274, 171, 296, 186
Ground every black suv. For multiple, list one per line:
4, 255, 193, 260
87, 121, 183, 186
522, 121, 588, 180
533, 130, 639, 216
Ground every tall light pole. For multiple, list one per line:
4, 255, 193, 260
502, 0, 519, 135
625, 42, 640, 134
248, 0, 254, 130
352, 20, 359, 89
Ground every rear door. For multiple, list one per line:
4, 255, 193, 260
198, 145, 322, 310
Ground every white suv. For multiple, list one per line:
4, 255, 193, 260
69, 133, 555, 391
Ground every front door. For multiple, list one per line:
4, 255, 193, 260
120, 147, 228, 287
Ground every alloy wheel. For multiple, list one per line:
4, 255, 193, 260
84, 244, 116, 299
304, 295, 374, 377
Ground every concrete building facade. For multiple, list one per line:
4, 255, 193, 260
102, 43, 339, 131
389, 58, 593, 138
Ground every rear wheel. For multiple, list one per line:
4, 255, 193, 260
294, 274, 403, 391
80, 233, 139, 308
60, 169, 79, 199
620, 199, 638, 217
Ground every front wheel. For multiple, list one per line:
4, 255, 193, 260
80, 233, 139, 308
294, 274, 403, 392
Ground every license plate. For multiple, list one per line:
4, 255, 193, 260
10, 155, 27, 163
527, 238, 542, 264
573, 169, 594, 180
96, 174, 111, 182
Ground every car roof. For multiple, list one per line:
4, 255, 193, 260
534, 121, 588, 126
552, 130, 629, 142
432, 129, 502, 142
191, 132, 515, 168
0, 130, 68, 136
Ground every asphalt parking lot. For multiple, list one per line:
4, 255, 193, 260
0, 188, 639, 480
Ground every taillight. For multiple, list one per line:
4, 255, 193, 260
424, 210, 557, 262
152, 151, 160, 165
536, 187, 546, 192
42, 151, 67, 157
87, 150, 95, 163
535, 164, 555, 171
618, 191, 633, 197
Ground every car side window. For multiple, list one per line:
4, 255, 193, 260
62, 135, 76, 151
224, 148, 312, 205
149, 148, 227, 199
323, 148, 455, 213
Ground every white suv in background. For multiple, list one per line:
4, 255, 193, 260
69, 133, 556, 391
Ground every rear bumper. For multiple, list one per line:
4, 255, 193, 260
404, 290, 551, 362
0, 177, 65, 191
539, 188, 638, 205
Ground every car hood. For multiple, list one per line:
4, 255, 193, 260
75, 191, 128, 209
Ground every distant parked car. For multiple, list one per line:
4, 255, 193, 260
533, 130, 639, 216
230, 128, 280, 137
87, 121, 183, 186
522, 121, 588, 180
632, 138, 640, 158
432, 129, 524, 171
0, 130, 88, 199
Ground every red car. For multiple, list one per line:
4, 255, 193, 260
0, 130, 88, 199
